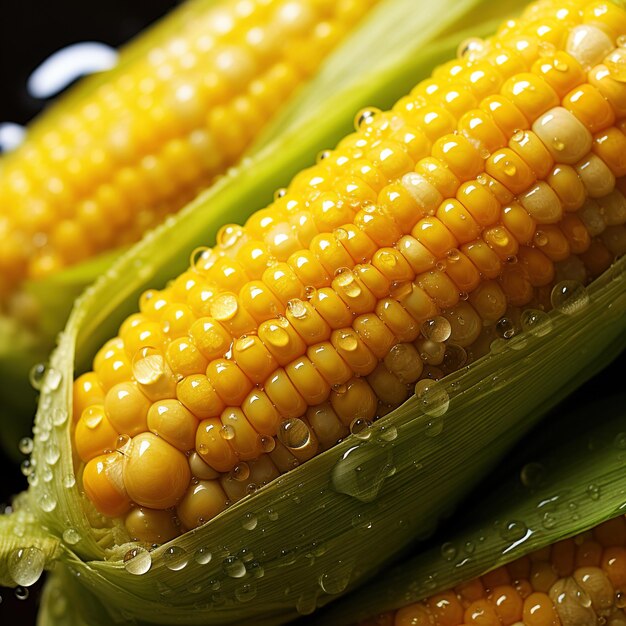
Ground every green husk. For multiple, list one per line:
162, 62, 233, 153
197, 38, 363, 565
0, 0, 525, 461
0, 0, 624, 624
317, 389, 626, 625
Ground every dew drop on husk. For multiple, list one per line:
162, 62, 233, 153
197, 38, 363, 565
18, 437, 33, 455
331, 444, 395, 503
29, 363, 46, 390
319, 560, 352, 595
124, 547, 152, 575
551, 281, 589, 315
520, 309, 552, 336
194, 547, 212, 565
235, 583, 257, 603
163, 546, 189, 571
62, 529, 81, 545
223, 556, 246, 578
415, 380, 450, 417
8, 547, 45, 587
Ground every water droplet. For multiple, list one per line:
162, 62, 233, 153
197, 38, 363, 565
231, 462, 250, 482
8, 547, 45, 586
377, 424, 397, 442
350, 417, 372, 440
45, 368, 62, 391
542, 511, 557, 529
124, 547, 152, 575
520, 309, 552, 337
319, 560, 352, 594
414, 380, 450, 417
223, 556, 246, 578
274, 188, 287, 200
354, 107, 381, 130
534, 230, 548, 247
15, 586, 29, 601
551, 281, 589, 315
441, 542, 457, 561
296, 592, 318, 615
424, 415, 445, 437
287, 298, 307, 320
44, 442, 60, 465
62, 529, 81, 545
421, 316, 452, 342
259, 435, 275, 453
20, 459, 33, 477
235, 582, 257, 603
616, 591, 626, 609
132, 346, 167, 386
278, 418, 311, 450
242, 513, 258, 531
520, 462, 545, 488
331, 444, 394, 503
29, 363, 46, 390
194, 547, 212, 565
220, 424, 236, 441
267, 508, 279, 522
163, 546, 189, 571
51, 407, 67, 427
496, 316, 516, 340
39, 493, 57, 513
18, 437, 33, 455
500, 520, 527, 541
587, 483, 601, 501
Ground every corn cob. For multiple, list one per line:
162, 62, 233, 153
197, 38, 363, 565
71, 0, 626, 543
0, 0, 379, 308
357, 516, 626, 626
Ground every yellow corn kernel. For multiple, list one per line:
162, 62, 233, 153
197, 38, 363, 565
74, 406, 120, 463
82, 453, 131, 518
72, 372, 104, 422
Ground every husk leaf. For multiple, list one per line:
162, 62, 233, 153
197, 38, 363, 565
317, 389, 626, 625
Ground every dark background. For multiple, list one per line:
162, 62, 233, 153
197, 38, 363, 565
0, 0, 624, 623
0, 0, 178, 620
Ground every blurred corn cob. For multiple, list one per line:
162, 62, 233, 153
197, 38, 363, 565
0, 0, 380, 315
69, 0, 626, 543
359, 516, 626, 626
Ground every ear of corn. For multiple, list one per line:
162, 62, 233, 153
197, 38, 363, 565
0, 0, 383, 459
319, 391, 626, 626
0, 0, 624, 624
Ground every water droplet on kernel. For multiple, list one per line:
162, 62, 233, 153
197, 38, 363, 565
278, 418, 311, 450
421, 316, 452, 342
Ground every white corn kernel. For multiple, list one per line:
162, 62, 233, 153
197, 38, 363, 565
532, 107, 592, 165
